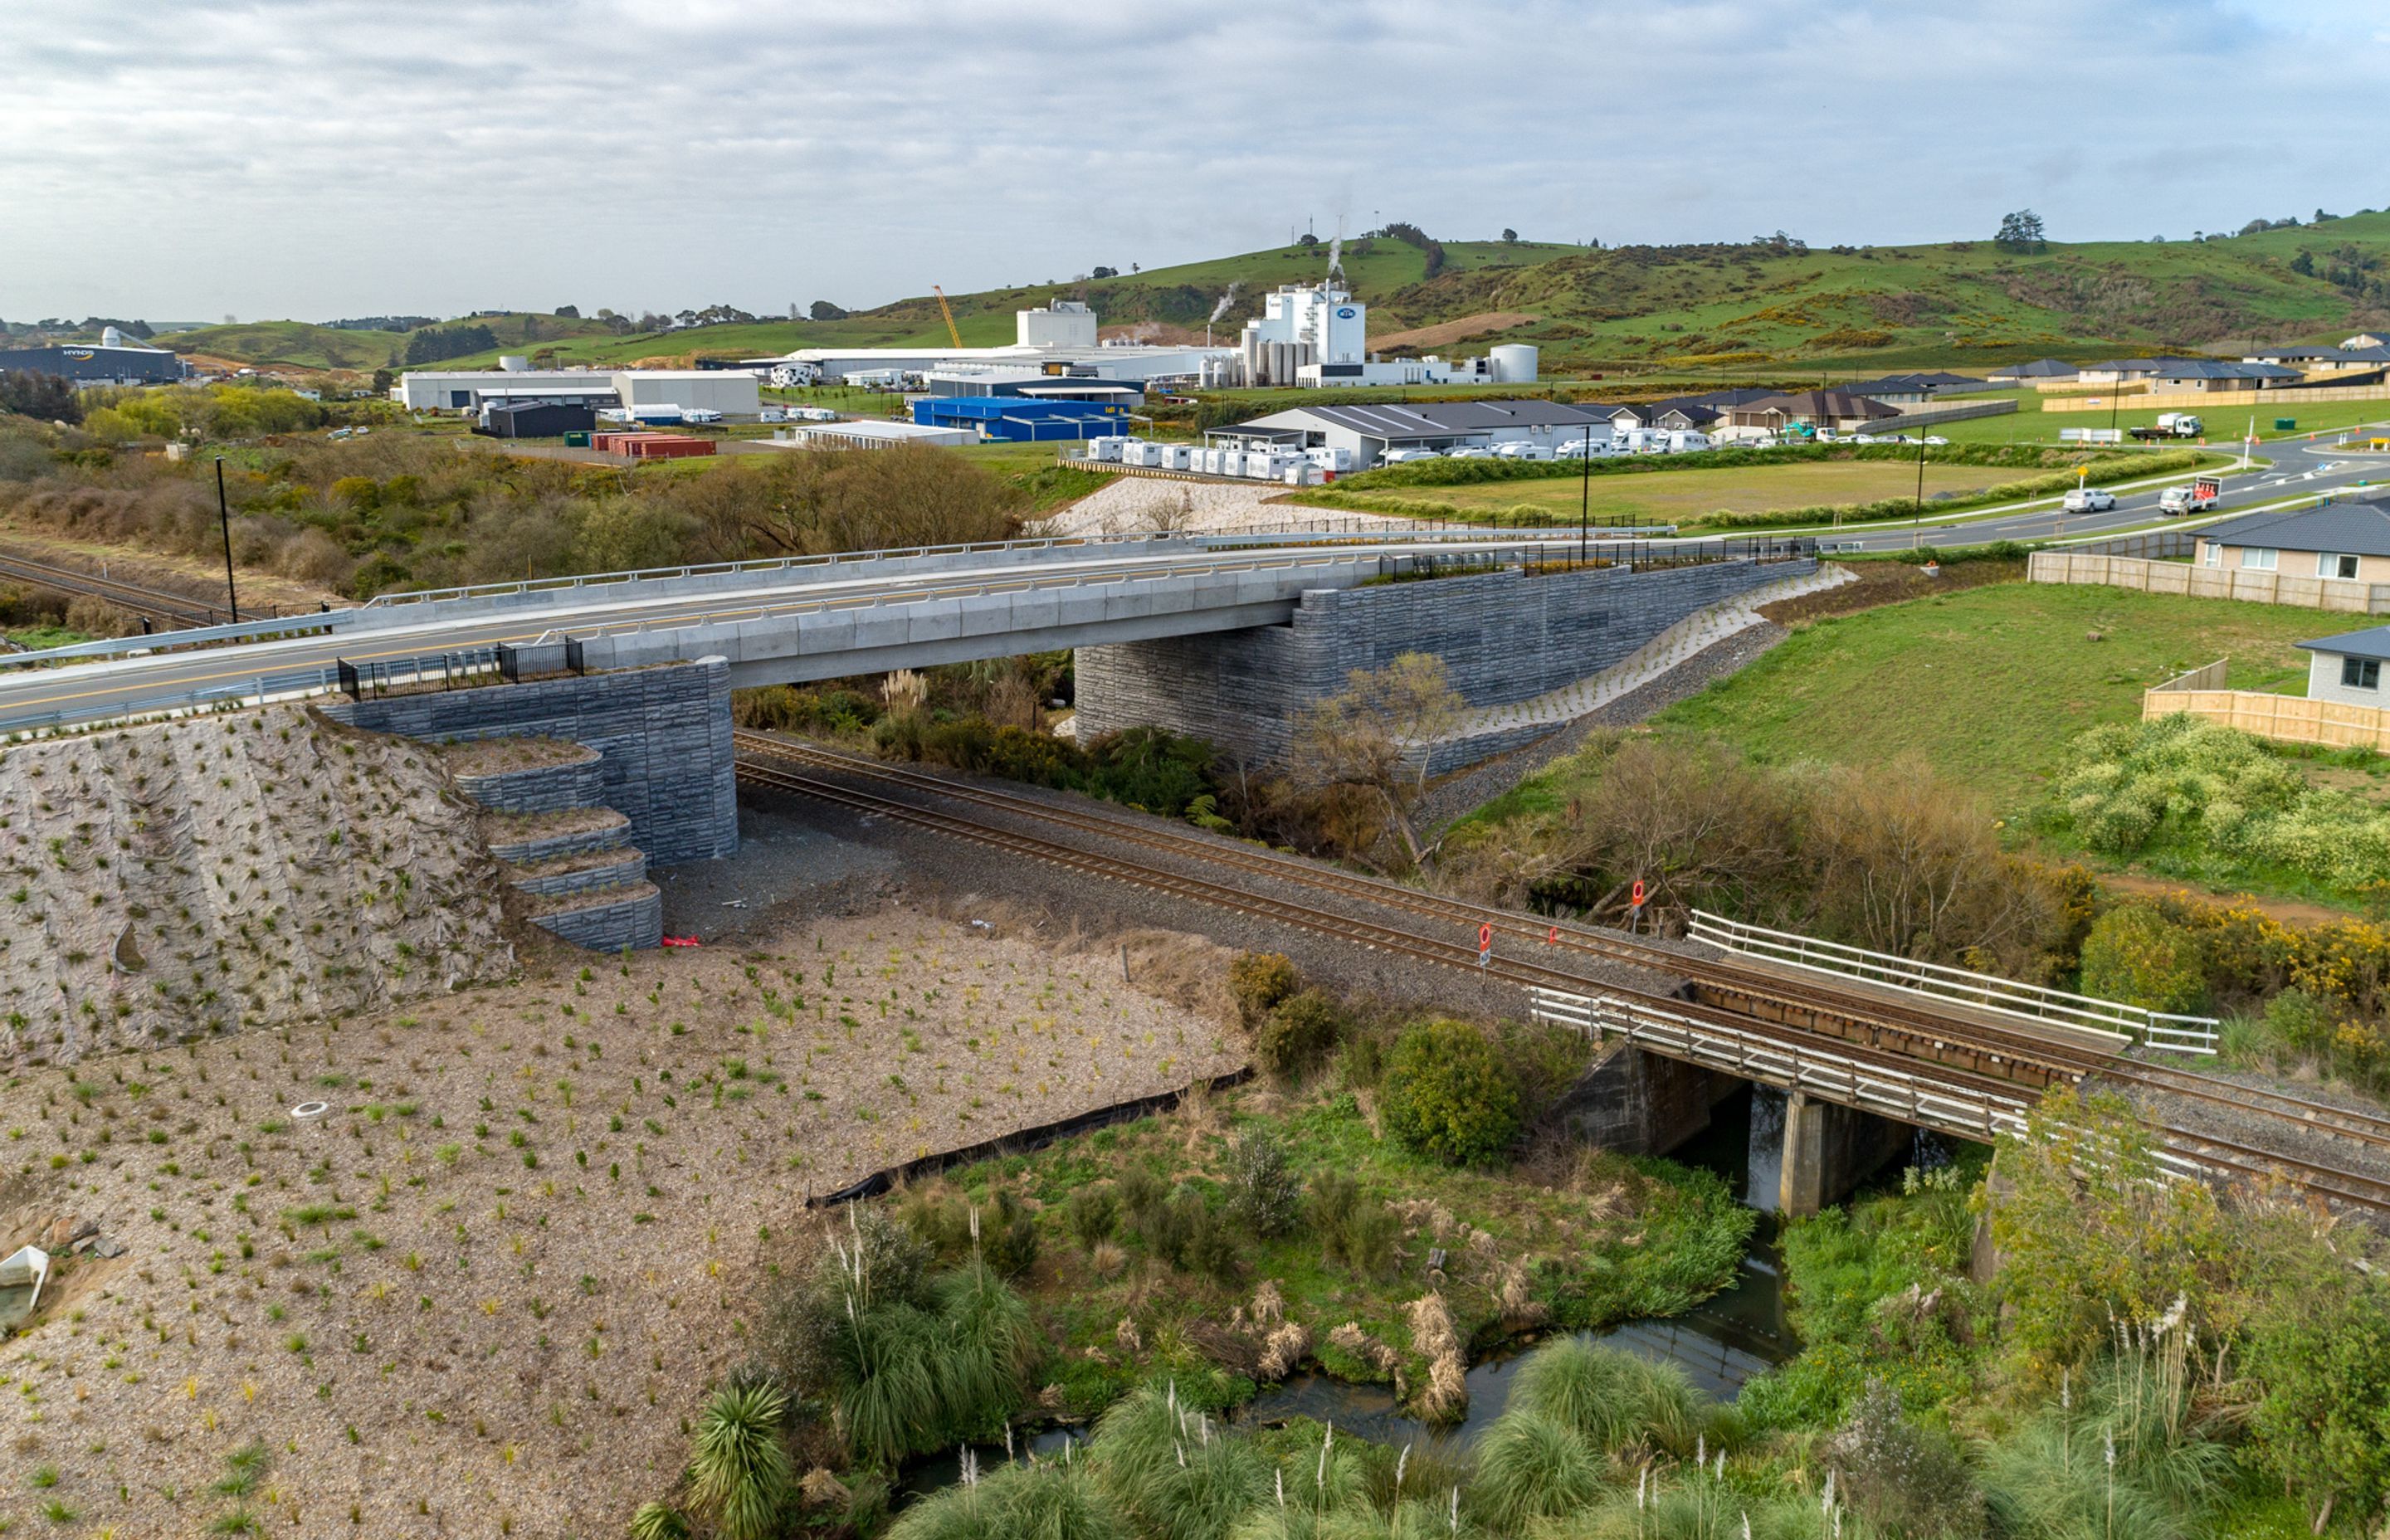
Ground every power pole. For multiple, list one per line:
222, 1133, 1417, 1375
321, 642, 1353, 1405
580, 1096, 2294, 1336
214, 456, 239, 623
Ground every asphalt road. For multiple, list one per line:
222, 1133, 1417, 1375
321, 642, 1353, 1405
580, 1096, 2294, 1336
1805, 436, 2386, 551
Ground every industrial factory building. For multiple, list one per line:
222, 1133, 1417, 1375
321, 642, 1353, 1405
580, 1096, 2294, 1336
1207, 283, 1538, 390
0, 328, 189, 387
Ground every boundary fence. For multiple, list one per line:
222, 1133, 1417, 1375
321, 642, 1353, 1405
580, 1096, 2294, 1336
2029, 550, 2390, 615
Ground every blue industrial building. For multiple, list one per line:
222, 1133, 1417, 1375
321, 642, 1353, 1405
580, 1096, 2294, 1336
910, 396, 1131, 442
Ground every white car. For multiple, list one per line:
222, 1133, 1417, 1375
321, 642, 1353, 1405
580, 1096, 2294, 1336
1922, 435, 1949, 446
2063, 488, 2117, 514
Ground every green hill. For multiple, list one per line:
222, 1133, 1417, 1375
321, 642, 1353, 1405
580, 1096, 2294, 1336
181, 214, 2390, 378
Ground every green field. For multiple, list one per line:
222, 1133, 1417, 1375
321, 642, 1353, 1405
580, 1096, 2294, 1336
1647, 581, 2376, 816
1931, 388, 2390, 450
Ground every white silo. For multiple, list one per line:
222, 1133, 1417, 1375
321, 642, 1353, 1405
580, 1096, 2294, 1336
1490, 344, 1539, 383
499, 354, 532, 373
100, 325, 124, 348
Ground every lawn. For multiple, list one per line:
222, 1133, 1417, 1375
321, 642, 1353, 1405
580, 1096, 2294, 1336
1647, 579, 2379, 816
1331, 460, 2044, 527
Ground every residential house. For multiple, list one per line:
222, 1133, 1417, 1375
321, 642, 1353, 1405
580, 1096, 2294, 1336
2192, 502, 2390, 582
2148, 359, 2300, 392
1985, 358, 2080, 384
1719, 390, 1899, 439
2295, 625, 2390, 707
1838, 372, 1992, 404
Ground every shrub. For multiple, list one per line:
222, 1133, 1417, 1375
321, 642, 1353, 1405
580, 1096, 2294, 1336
1252, 989, 1344, 1076
1471, 1411, 1606, 1529
1824, 1380, 1985, 1538
1380, 1020, 1520, 1166
978, 1190, 1040, 1279
2080, 905, 2207, 1015
1223, 1131, 1303, 1239
688, 1380, 793, 1540
1227, 953, 1299, 1029
1064, 1187, 1119, 1253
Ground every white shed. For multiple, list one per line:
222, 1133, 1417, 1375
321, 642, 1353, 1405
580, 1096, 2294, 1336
2298, 626, 2390, 707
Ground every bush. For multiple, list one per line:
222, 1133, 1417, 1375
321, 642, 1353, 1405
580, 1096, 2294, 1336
1223, 1131, 1303, 1239
1252, 989, 1344, 1076
1064, 1186, 1118, 1253
1380, 1020, 1521, 1166
1310, 1174, 1398, 1278
1227, 953, 1300, 1029
2080, 905, 2207, 1015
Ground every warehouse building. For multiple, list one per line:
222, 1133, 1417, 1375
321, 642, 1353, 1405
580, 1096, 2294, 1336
754, 300, 1227, 387
392, 368, 757, 416
765, 420, 977, 450
0, 333, 188, 387
473, 400, 597, 439
911, 396, 1133, 442
1212, 399, 1610, 469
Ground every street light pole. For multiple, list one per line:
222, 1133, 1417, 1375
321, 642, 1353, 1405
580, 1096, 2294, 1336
1914, 426, 1926, 524
1579, 424, 1591, 563
213, 456, 239, 623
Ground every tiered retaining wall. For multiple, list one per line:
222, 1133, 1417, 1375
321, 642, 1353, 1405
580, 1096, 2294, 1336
323, 659, 736, 864
1073, 556, 1812, 767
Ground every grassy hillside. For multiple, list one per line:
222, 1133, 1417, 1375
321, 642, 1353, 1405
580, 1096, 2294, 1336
183, 213, 2390, 377
162, 320, 409, 372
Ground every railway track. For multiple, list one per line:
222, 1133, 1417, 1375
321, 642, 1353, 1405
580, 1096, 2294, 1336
0, 549, 223, 629
735, 732, 2390, 1162
732, 741, 2390, 1213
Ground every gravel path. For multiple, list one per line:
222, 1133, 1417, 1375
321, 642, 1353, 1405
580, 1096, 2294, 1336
1414, 622, 1790, 830
1032, 475, 1405, 537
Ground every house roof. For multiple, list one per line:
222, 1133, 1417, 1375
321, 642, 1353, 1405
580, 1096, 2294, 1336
1988, 358, 2080, 378
2242, 347, 2349, 362
2200, 504, 2390, 558
2153, 359, 2300, 381
1733, 390, 1900, 421
2296, 625, 2390, 662
1841, 373, 1992, 396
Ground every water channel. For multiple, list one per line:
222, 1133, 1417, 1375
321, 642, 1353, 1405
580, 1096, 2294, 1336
902, 1083, 1822, 1500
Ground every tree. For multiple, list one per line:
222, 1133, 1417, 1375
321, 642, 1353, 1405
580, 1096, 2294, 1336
1291, 651, 1464, 867
809, 300, 849, 321
2291, 250, 2317, 276
1090, 266, 1118, 279
1993, 210, 2048, 253
1295, 232, 1319, 247
369, 368, 393, 395
1500, 227, 1519, 243
554, 303, 578, 318
2244, 1237, 2390, 1537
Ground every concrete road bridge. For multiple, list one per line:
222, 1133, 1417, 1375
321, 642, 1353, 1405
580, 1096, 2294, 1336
0, 529, 1815, 742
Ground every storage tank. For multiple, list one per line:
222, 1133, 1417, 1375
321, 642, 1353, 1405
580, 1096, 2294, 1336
499, 354, 532, 373
1490, 344, 1539, 383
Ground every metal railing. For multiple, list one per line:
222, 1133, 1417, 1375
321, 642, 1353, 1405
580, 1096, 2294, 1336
1529, 986, 2034, 1144
0, 610, 352, 673
1687, 909, 2216, 1055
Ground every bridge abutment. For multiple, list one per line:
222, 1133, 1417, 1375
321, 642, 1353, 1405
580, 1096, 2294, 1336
1777, 1089, 1910, 1217
1558, 1042, 1744, 1157
321, 657, 734, 949
1073, 555, 1812, 769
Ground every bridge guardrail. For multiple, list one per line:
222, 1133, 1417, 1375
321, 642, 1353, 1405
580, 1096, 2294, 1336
1686, 909, 2213, 1054
1, 646, 503, 738
0, 611, 353, 674
1529, 986, 2033, 1144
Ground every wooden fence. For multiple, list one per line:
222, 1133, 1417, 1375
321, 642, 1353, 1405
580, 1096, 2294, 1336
2144, 685, 2390, 752
2029, 551, 2390, 614
2046, 382, 2390, 413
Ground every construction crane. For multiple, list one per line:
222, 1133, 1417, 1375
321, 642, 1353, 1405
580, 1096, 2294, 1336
932, 285, 963, 348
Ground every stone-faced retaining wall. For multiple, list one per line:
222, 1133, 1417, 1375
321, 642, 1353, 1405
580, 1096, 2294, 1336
1073, 557, 1812, 767
485, 810, 633, 866
451, 749, 607, 817
322, 660, 735, 864
531, 885, 664, 952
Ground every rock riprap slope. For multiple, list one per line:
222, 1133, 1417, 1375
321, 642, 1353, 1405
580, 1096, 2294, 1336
0, 705, 512, 1065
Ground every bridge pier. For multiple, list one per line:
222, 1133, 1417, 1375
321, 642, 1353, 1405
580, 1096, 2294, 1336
1777, 1090, 1910, 1217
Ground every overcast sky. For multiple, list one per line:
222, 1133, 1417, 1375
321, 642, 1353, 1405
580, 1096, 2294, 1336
4, 0, 2383, 324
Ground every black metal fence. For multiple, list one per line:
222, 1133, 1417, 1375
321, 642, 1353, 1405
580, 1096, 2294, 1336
330, 647, 501, 700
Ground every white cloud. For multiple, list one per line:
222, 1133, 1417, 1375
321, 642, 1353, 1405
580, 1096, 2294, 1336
0, 0, 2381, 319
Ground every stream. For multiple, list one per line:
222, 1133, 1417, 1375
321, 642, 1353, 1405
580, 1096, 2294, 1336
901, 1084, 1832, 1499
